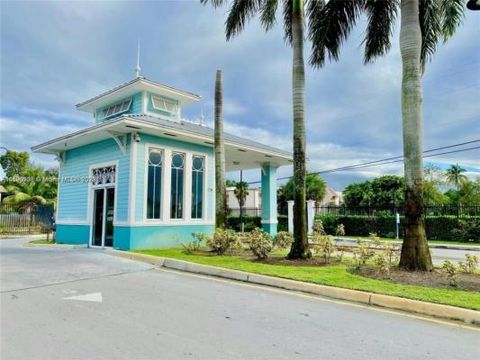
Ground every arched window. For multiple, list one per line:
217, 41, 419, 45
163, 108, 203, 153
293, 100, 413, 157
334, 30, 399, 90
146, 149, 162, 219
191, 156, 204, 219
170, 152, 185, 219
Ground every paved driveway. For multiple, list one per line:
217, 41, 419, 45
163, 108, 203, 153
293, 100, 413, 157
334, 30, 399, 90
1, 237, 479, 360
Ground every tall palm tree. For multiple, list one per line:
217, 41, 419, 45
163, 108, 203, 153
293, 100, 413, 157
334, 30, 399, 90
215, 69, 227, 228
446, 163, 468, 189
310, 0, 465, 271
202, 0, 331, 258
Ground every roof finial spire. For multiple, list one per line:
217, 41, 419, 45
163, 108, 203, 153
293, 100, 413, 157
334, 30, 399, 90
135, 40, 141, 78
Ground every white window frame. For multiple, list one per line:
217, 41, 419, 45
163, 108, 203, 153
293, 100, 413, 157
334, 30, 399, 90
169, 151, 186, 221
142, 143, 209, 225
87, 161, 119, 248
145, 147, 164, 220
190, 154, 206, 220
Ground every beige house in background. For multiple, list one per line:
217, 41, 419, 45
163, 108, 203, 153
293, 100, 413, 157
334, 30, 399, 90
226, 187, 262, 216
319, 187, 344, 206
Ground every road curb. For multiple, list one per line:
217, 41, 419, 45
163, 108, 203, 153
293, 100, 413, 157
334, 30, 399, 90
108, 250, 480, 326
24, 241, 87, 249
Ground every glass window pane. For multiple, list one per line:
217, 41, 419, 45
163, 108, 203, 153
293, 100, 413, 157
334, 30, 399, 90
170, 153, 185, 219
146, 149, 163, 219
191, 156, 204, 219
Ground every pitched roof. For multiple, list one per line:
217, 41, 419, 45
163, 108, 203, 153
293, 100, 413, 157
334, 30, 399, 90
76, 77, 201, 110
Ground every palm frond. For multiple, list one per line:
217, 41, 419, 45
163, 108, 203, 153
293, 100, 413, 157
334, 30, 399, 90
419, 0, 441, 71
282, 0, 294, 44
440, 0, 465, 40
260, 0, 278, 31
200, 0, 227, 8
363, 0, 398, 64
309, 0, 363, 68
3, 192, 32, 205
226, 0, 263, 40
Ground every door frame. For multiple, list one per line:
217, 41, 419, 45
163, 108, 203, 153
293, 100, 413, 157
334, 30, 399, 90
88, 161, 118, 248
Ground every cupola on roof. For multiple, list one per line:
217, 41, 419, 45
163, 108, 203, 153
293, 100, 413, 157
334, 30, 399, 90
76, 76, 201, 114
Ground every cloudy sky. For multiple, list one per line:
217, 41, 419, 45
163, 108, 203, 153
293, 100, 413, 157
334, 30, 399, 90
1, 1, 479, 190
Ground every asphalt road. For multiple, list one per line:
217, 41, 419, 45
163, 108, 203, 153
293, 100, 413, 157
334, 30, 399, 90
1, 238, 479, 360
333, 239, 479, 265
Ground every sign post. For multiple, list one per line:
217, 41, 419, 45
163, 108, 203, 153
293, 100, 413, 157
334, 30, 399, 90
396, 212, 400, 239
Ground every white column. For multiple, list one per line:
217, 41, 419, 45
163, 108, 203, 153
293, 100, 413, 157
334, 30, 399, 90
307, 200, 315, 234
287, 200, 294, 233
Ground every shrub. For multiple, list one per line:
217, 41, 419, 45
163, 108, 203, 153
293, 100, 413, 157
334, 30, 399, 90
351, 239, 375, 270
335, 224, 345, 237
180, 232, 207, 254
207, 229, 239, 255
373, 253, 390, 276
313, 219, 326, 235
314, 235, 335, 264
248, 228, 273, 259
442, 260, 458, 287
383, 242, 401, 266
275, 231, 293, 249
458, 254, 479, 274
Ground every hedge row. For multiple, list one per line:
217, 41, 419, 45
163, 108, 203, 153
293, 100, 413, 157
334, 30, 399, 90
226, 215, 288, 233
317, 215, 480, 243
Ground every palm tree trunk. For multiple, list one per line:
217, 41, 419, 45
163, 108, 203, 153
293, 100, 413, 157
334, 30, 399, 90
398, 0, 432, 271
215, 69, 227, 228
288, 0, 309, 259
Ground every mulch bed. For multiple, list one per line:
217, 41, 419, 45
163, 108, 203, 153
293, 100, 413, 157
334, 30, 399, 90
357, 266, 480, 292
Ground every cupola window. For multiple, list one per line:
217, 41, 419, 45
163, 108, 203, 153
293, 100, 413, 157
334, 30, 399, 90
102, 98, 132, 118
151, 95, 178, 114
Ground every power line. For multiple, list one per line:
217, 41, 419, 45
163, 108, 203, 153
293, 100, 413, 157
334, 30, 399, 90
246, 140, 480, 185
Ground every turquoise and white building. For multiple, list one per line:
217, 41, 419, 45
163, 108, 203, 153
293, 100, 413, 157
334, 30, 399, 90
32, 75, 292, 250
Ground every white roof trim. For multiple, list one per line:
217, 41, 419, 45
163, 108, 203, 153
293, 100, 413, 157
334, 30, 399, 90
31, 117, 293, 166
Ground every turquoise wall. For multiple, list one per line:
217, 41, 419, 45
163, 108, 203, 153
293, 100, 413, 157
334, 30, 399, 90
146, 91, 178, 120
96, 92, 143, 122
114, 225, 214, 250
56, 224, 90, 245
134, 133, 214, 223
57, 138, 130, 223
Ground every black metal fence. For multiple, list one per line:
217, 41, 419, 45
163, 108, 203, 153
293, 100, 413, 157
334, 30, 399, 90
314, 205, 480, 217
0, 204, 55, 234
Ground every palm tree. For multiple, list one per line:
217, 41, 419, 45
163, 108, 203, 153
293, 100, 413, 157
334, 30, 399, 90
234, 181, 249, 210
215, 69, 227, 228
446, 163, 468, 189
201, 0, 325, 259
234, 181, 249, 227
2, 167, 56, 215
310, 0, 465, 271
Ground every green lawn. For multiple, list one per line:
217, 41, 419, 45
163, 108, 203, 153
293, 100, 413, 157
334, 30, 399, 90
135, 249, 480, 311
338, 236, 480, 247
